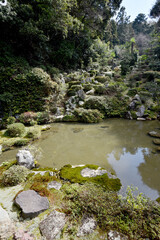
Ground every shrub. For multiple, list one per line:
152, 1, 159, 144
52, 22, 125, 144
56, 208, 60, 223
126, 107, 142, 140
19, 112, 37, 126
7, 116, 16, 125
26, 127, 41, 139
74, 108, 104, 123
7, 123, 25, 137
37, 112, 50, 124
1, 165, 29, 186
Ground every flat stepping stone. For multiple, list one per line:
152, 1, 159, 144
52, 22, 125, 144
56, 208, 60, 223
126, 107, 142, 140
39, 210, 66, 240
81, 167, 116, 179
14, 190, 49, 219
153, 139, 160, 145
77, 217, 97, 237
148, 131, 160, 138
47, 181, 62, 190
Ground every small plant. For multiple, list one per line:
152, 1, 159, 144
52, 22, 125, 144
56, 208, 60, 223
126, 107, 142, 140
1, 165, 30, 186
7, 123, 25, 137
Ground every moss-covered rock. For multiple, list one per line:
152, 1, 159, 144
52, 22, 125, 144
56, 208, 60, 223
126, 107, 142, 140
84, 96, 107, 114
63, 114, 78, 122
94, 84, 107, 95
74, 108, 104, 123
7, 123, 25, 137
153, 139, 160, 145
14, 139, 30, 147
67, 85, 83, 96
60, 165, 121, 191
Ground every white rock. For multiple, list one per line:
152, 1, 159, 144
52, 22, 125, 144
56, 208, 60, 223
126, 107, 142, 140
77, 217, 97, 237
0, 206, 14, 239
16, 150, 35, 169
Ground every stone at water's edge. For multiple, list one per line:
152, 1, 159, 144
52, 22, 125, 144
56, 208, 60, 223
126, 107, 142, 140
153, 139, 160, 145
0, 206, 14, 239
0, 145, 2, 155
148, 131, 160, 138
16, 149, 35, 169
39, 210, 66, 240
14, 190, 49, 219
77, 217, 97, 237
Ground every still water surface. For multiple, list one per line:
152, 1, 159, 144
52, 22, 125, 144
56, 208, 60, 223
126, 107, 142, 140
0, 119, 160, 200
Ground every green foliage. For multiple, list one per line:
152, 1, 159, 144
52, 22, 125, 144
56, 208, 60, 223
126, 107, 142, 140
1, 165, 29, 186
60, 165, 121, 191
26, 127, 41, 140
7, 116, 16, 125
7, 123, 25, 137
0, 67, 52, 116
74, 108, 104, 123
19, 112, 37, 126
62, 183, 160, 239
36, 112, 50, 124
14, 139, 30, 147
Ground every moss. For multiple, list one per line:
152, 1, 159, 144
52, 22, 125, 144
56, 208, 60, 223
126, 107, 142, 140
1, 165, 30, 186
84, 96, 107, 114
24, 171, 58, 198
83, 83, 93, 92
130, 110, 137, 119
74, 108, 104, 123
60, 165, 121, 191
127, 88, 138, 97
7, 123, 25, 137
0, 160, 17, 174
7, 116, 16, 125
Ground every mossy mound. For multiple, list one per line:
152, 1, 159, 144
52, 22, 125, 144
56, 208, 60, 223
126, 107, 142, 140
60, 164, 121, 191
26, 127, 41, 139
7, 123, 25, 137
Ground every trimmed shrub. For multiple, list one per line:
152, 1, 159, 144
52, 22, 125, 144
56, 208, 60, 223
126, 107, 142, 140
1, 165, 29, 186
26, 127, 41, 139
74, 108, 104, 123
37, 112, 50, 124
19, 112, 37, 126
7, 123, 25, 137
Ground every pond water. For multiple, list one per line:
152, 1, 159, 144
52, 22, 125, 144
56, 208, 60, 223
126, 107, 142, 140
0, 119, 160, 200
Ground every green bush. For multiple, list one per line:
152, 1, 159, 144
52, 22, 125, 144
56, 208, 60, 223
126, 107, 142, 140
19, 112, 37, 126
14, 139, 30, 147
74, 108, 104, 123
7, 123, 25, 137
7, 116, 16, 125
26, 127, 41, 139
37, 112, 50, 124
1, 165, 29, 186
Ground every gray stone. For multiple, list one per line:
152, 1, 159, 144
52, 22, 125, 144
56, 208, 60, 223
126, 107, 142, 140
39, 210, 66, 240
79, 101, 84, 106
86, 89, 95, 95
47, 181, 62, 190
16, 150, 35, 169
148, 131, 160, 138
14, 190, 49, 219
77, 217, 97, 237
133, 94, 141, 103
108, 230, 128, 240
77, 89, 85, 100
81, 167, 107, 178
0, 145, 2, 155
0, 206, 14, 239
136, 105, 145, 118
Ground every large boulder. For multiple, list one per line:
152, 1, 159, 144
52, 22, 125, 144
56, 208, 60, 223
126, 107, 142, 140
16, 149, 35, 169
0, 206, 14, 239
39, 210, 66, 240
136, 105, 145, 118
14, 190, 49, 219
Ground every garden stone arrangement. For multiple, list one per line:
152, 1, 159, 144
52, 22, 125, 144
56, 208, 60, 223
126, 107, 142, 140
0, 149, 160, 239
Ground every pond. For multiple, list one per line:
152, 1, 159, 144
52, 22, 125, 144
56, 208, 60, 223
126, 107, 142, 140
0, 119, 160, 200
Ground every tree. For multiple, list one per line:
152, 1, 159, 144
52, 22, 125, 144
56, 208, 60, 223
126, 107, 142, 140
132, 14, 151, 35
